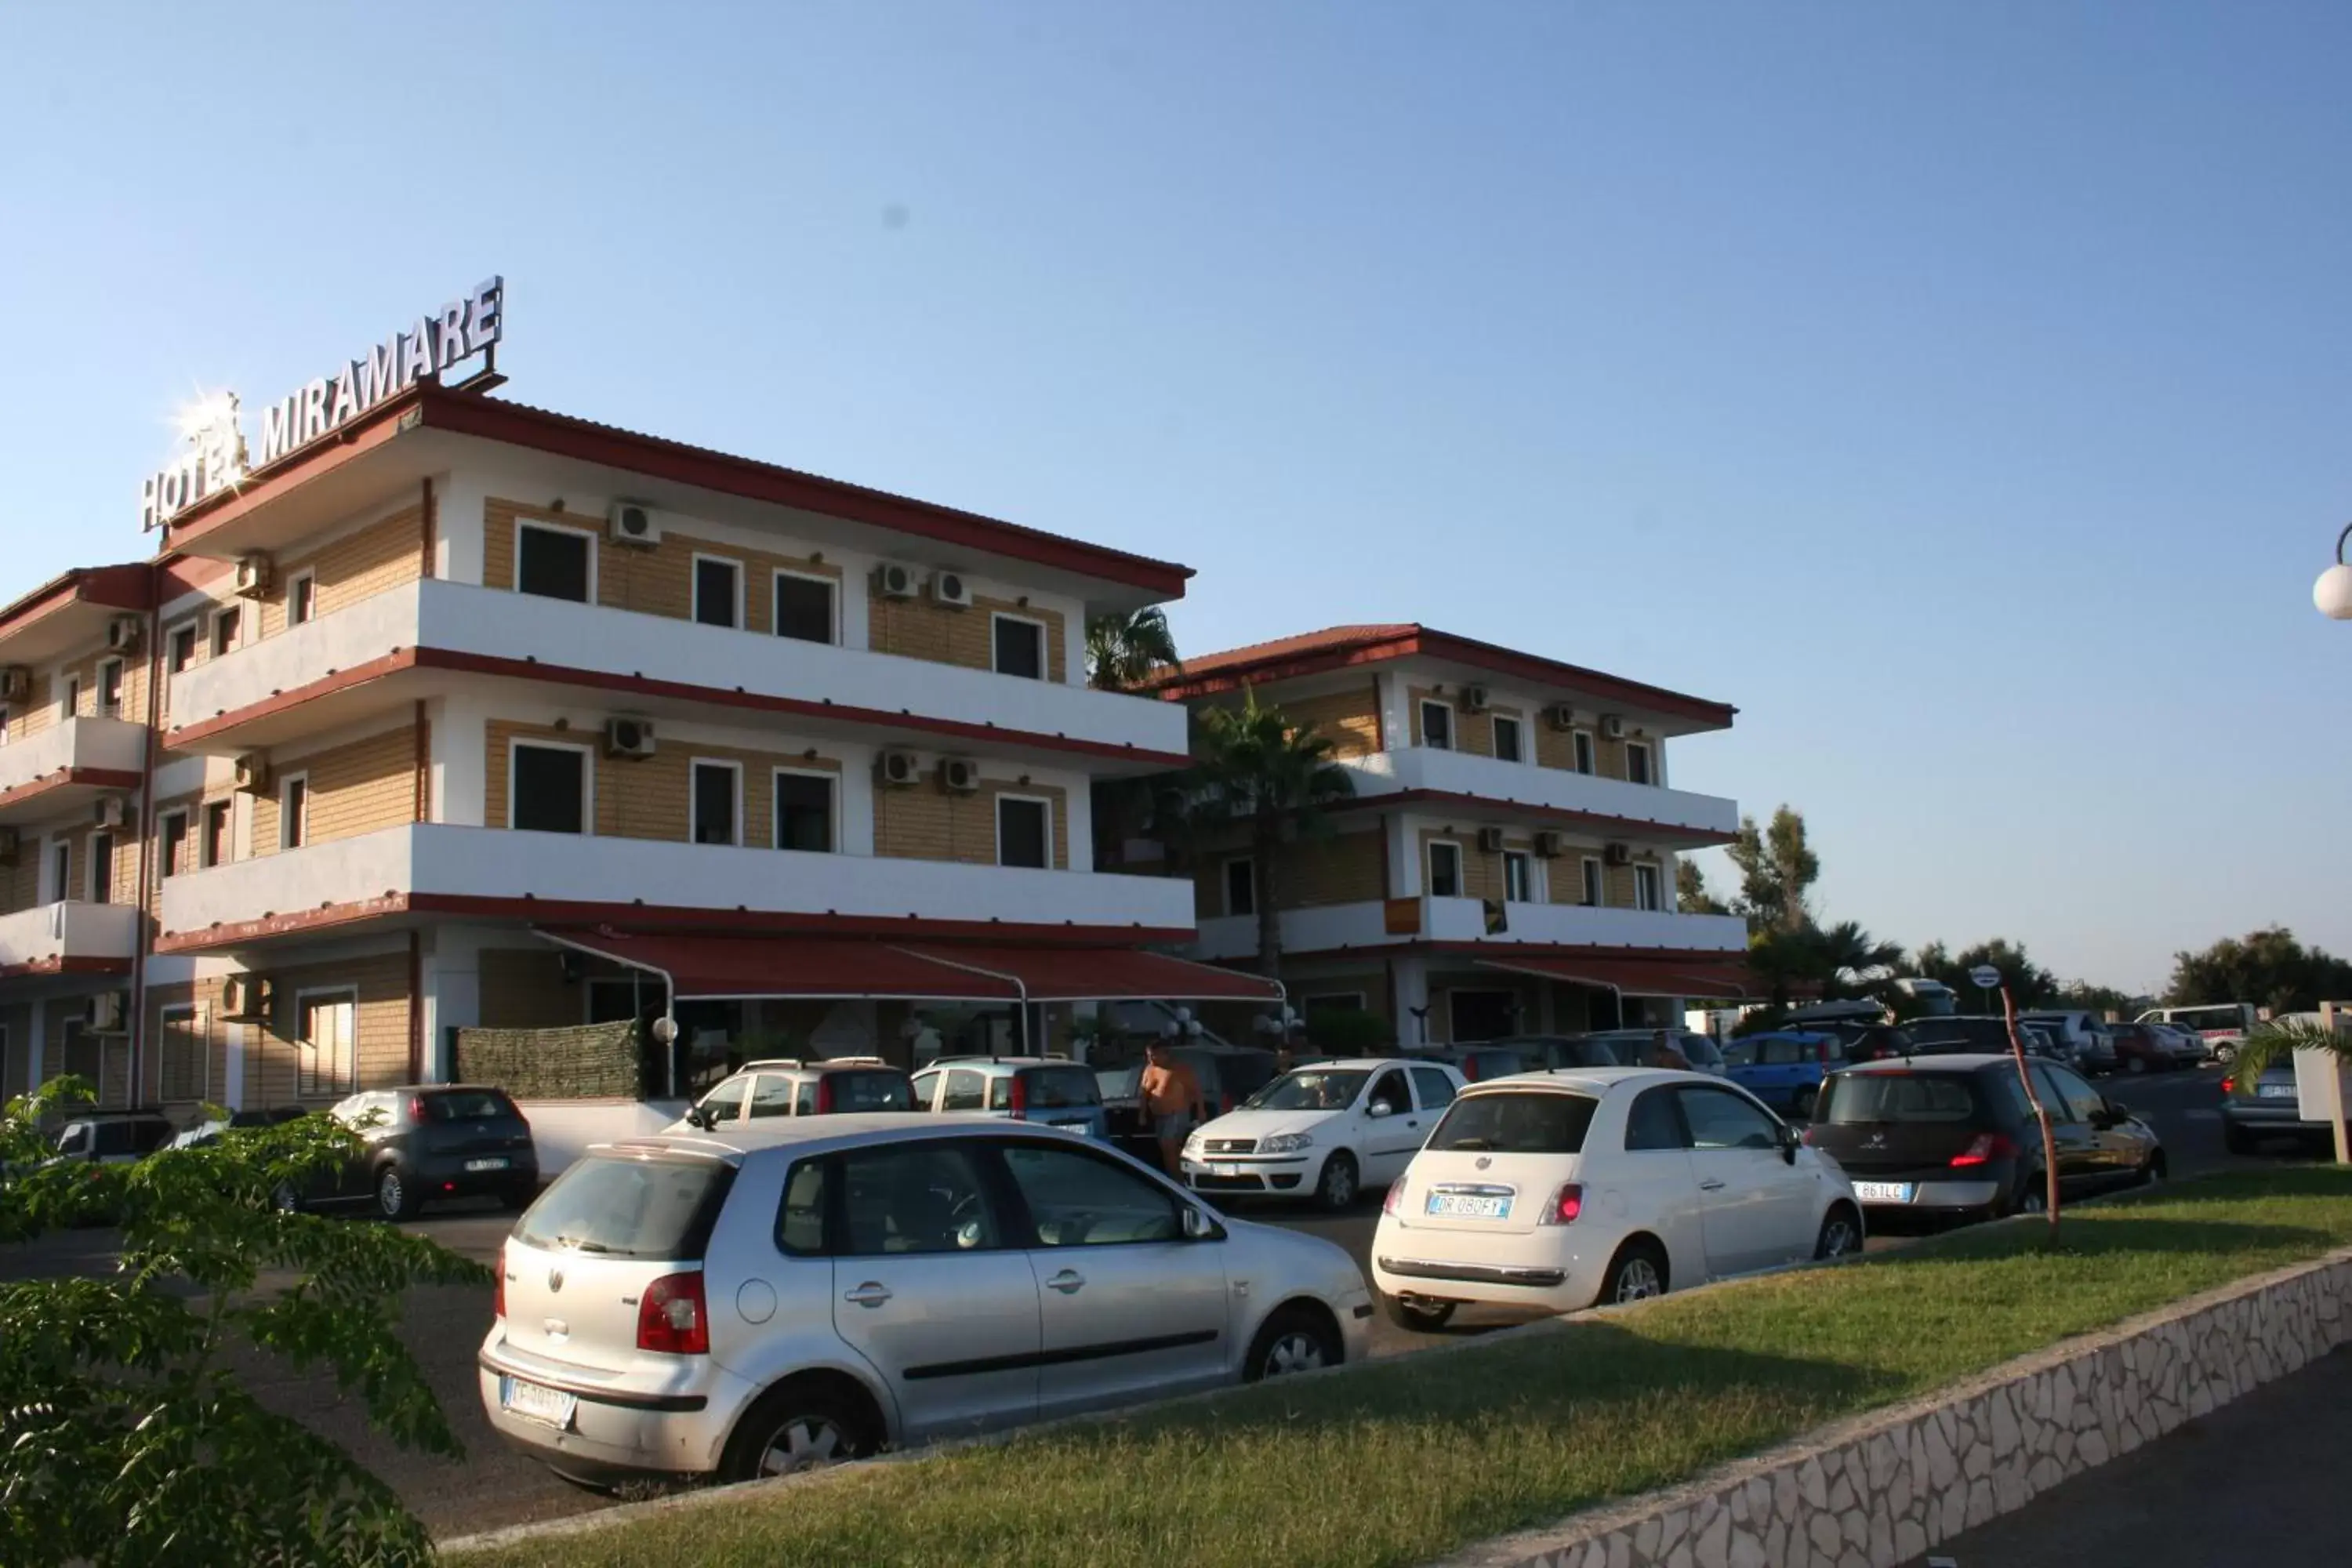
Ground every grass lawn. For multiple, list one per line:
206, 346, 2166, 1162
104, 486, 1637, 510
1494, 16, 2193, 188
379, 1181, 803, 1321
452, 1168, 2352, 1568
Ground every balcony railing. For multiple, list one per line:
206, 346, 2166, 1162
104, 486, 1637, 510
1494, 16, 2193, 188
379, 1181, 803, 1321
158, 822, 1197, 945
0, 716, 150, 800
1189, 897, 1748, 963
0, 901, 141, 971
1340, 746, 1738, 837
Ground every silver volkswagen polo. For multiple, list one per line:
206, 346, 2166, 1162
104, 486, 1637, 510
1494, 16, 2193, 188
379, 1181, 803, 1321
477, 1114, 1373, 1484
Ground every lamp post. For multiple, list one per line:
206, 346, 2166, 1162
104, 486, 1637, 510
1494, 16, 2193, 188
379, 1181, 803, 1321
2314, 524, 2352, 619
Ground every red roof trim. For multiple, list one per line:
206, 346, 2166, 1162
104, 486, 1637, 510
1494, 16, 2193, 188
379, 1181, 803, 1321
0, 768, 147, 818
1330, 788, 1737, 848
161, 645, 1194, 769
159, 385, 1193, 597
0, 564, 154, 645
0, 955, 132, 982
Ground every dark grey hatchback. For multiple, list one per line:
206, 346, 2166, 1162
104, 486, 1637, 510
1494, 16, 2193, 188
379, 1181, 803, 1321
284, 1085, 539, 1220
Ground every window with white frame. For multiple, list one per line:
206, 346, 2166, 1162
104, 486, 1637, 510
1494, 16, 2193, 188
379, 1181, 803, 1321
515, 521, 594, 604
1427, 840, 1463, 898
201, 800, 232, 869
0, 702, 9, 742
1580, 856, 1604, 907
1634, 863, 1662, 911
1421, 699, 1454, 750
996, 795, 1051, 869
87, 833, 113, 903
297, 990, 358, 1097
693, 555, 742, 630
1626, 740, 1654, 786
1572, 729, 1596, 775
60, 671, 82, 718
773, 769, 837, 851
97, 659, 124, 719
211, 605, 242, 658
278, 773, 309, 851
286, 571, 318, 627
1492, 713, 1524, 763
1223, 857, 1257, 917
992, 614, 1047, 681
158, 809, 191, 878
158, 1005, 205, 1102
773, 570, 837, 644
1503, 850, 1534, 903
510, 742, 590, 834
691, 760, 741, 846
48, 839, 70, 903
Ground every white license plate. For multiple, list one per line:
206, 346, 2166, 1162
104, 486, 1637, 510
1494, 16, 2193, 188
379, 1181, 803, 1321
1426, 1192, 1511, 1218
2259, 1083, 2299, 1100
1210, 1163, 1243, 1178
1051, 1120, 1091, 1132
500, 1376, 576, 1429
465, 1156, 510, 1172
1853, 1181, 1915, 1203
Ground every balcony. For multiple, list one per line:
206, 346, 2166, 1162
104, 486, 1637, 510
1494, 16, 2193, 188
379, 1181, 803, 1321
0, 901, 141, 976
0, 717, 150, 823
163, 579, 1189, 771
1341, 746, 1738, 842
156, 823, 1198, 951
1189, 897, 1748, 963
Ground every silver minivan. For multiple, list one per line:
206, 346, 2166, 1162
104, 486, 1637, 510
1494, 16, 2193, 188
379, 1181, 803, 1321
478, 1116, 1373, 1485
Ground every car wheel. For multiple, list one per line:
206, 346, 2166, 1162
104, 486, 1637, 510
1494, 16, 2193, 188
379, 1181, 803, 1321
2138, 1152, 2167, 1188
719, 1378, 880, 1483
2010, 1174, 2047, 1216
376, 1167, 419, 1221
1789, 1087, 1817, 1121
1813, 1204, 1862, 1261
1244, 1305, 1341, 1382
1314, 1151, 1359, 1212
1382, 1294, 1457, 1332
270, 1181, 303, 1215
1600, 1239, 1669, 1305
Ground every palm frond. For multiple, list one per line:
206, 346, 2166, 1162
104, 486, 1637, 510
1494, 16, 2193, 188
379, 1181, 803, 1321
2228, 1019, 2352, 1087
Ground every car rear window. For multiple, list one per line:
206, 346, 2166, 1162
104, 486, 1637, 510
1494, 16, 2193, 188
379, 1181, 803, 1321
517, 1153, 735, 1261
831, 1071, 913, 1112
1022, 1065, 1102, 1109
421, 1089, 520, 1122
1818, 1073, 1980, 1124
1427, 1091, 1599, 1155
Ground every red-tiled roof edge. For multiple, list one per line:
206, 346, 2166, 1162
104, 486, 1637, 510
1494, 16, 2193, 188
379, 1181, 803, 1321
1152, 622, 1736, 727
158, 383, 1194, 597
0, 562, 155, 641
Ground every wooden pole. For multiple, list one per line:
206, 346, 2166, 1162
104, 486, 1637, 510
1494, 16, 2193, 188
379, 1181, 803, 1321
2001, 984, 2061, 1241
2325, 1001, 2350, 1167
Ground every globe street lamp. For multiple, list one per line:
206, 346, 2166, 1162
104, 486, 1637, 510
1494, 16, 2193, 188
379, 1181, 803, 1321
2315, 524, 2352, 619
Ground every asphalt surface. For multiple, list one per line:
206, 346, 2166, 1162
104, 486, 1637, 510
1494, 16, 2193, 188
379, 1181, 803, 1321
0, 1062, 2303, 1542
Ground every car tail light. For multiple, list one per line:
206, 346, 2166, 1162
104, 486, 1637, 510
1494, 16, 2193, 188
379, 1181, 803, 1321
1800, 1125, 1818, 1145
637, 1272, 710, 1355
1462, 1057, 1480, 1082
2220, 1076, 2234, 1095
407, 1094, 428, 1124
1008, 1074, 1029, 1117
815, 1076, 835, 1115
1382, 1179, 1403, 1216
1950, 1133, 2019, 1168
1538, 1182, 1584, 1225
493, 1244, 506, 1319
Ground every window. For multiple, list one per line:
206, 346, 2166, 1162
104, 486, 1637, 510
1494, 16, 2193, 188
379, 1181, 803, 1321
773, 571, 837, 644
97, 659, 124, 718
211, 606, 241, 658
286, 572, 318, 627
1677, 1087, 1781, 1151
775, 1159, 827, 1254
1002, 1144, 1181, 1247
47, 840, 71, 903
87, 833, 113, 903
510, 743, 589, 834
774, 771, 836, 852
1503, 851, 1534, 903
941, 1069, 986, 1112
691, 760, 740, 846
1223, 857, 1257, 917
2037, 1065, 2106, 1127
697, 1079, 748, 1126
1820, 1073, 1980, 1125
520, 1154, 735, 1260
1409, 1067, 1458, 1112
167, 624, 198, 675
745, 1073, 795, 1118
1493, 714, 1523, 763
1432, 1090, 1599, 1154
693, 556, 741, 629
997, 796, 1051, 869
1580, 857, 1604, 907
1572, 730, 1596, 775
1367, 1068, 1411, 1115
992, 614, 1046, 680
1302, 992, 1367, 1015
1421, 699, 1454, 750
278, 774, 308, 851
158, 1006, 204, 1102
1627, 741, 1654, 786
1427, 840, 1463, 898
297, 992, 357, 1098
201, 800, 232, 869
515, 521, 593, 603
159, 811, 190, 878
60, 673, 82, 718
840, 1143, 997, 1256
0, 702, 9, 742
1634, 863, 1662, 912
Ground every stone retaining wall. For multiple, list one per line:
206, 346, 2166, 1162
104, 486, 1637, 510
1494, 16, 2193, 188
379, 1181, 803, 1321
1445, 1248, 2352, 1568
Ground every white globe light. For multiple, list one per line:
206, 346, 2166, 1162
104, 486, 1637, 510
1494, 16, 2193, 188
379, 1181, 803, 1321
2317, 563, 2352, 621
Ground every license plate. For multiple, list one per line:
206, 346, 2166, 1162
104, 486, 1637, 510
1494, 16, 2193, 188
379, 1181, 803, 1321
1211, 1163, 1243, 1178
1853, 1181, 1914, 1203
465, 1156, 510, 1172
1051, 1120, 1091, 1132
1426, 1192, 1512, 1218
499, 1376, 576, 1429
2259, 1083, 2299, 1100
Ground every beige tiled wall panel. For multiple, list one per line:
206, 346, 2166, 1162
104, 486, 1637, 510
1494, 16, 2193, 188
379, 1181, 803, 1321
1277, 685, 1383, 760
481, 499, 844, 635
485, 720, 844, 846
257, 507, 425, 638
873, 770, 1069, 869
478, 947, 585, 1030
869, 590, 1068, 683
252, 724, 416, 857
242, 951, 413, 1105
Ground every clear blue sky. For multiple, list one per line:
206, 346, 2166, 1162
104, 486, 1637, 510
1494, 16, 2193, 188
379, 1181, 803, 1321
5, 3, 2347, 992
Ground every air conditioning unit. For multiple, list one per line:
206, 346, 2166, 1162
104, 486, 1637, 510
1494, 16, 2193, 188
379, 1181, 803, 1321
93, 795, 130, 829
1533, 830, 1565, 859
1605, 841, 1633, 867
0, 826, 19, 867
1475, 826, 1507, 855
939, 757, 981, 794
0, 666, 27, 703
1602, 714, 1628, 740
1461, 685, 1490, 713
234, 753, 272, 793
930, 571, 975, 610
221, 974, 274, 1020
607, 500, 662, 547
233, 554, 274, 598
106, 616, 144, 655
1545, 702, 1577, 731
877, 749, 922, 788
86, 992, 127, 1033
604, 717, 657, 758
874, 562, 922, 600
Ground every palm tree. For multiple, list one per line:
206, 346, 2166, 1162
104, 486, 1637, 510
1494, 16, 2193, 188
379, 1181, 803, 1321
1182, 686, 1355, 986
1085, 608, 1180, 691
1810, 920, 1906, 999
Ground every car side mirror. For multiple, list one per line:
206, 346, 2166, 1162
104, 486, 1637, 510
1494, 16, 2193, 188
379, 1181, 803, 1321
1779, 1123, 1800, 1163
685, 1105, 713, 1132
1366, 1100, 1395, 1120
1181, 1205, 1222, 1241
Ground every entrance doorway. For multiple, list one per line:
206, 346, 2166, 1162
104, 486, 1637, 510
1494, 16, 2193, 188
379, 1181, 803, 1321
1447, 989, 1521, 1043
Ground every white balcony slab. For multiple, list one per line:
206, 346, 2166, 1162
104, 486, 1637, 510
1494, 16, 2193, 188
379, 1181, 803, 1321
158, 823, 1196, 944
0, 717, 150, 799
1341, 746, 1737, 837
1189, 898, 1746, 963
165, 579, 1187, 765
0, 901, 141, 971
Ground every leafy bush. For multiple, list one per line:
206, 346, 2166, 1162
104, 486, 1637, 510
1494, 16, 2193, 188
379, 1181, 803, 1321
1302, 1007, 1392, 1055
0, 1079, 491, 1566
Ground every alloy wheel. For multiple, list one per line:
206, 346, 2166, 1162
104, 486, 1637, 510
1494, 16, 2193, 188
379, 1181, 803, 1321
271, 1181, 300, 1214
757, 1416, 847, 1477
1819, 1214, 1860, 1258
1318, 1156, 1356, 1209
377, 1171, 405, 1218
1261, 1330, 1327, 1377
1613, 1257, 1664, 1302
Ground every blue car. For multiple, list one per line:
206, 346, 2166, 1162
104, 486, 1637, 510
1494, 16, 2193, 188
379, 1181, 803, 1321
1720, 1030, 1841, 1119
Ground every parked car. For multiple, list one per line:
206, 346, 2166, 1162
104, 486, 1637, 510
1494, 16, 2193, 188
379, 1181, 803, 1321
2139, 1003, 2258, 1064
1181, 1058, 1465, 1210
1096, 1043, 1282, 1162
48, 1109, 176, 1167
1718, 1031, 1840, 1118
1490, 1035, 1633, 1071
675, 1058, 915, 1132
480, 1116, 1372, 1485
280, 1085, 539, 1219
1370, 1067, 1860, 1329
1804, 1054, 2162, 1226
2220, 1061, 2338, 1154
167, 1105, 307, 1150
2103, 1022, 2188, 1076
1581, 1029, 1730, 1076
2017, 1011, 2120, 1075
1400, 1044, 1539, 1083
1905, 1015, 2060, 1058
2143, 1022, 2209, 1069
911, 1057, 1109, 1141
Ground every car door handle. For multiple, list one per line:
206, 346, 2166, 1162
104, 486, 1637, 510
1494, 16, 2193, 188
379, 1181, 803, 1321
843, 1282, 893, 1308
1045, 1269, 1086, 1294
1698, 1178, 1727, 1191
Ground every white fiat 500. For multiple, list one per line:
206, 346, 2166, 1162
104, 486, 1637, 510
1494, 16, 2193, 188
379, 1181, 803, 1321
1181, 1058, 1467, 1211
1371, 1067, 1862, 1328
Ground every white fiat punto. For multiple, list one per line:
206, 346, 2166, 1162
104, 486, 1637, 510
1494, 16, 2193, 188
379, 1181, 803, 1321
1181, 1058, 1467, 1211
1371, 1067, 1862, 1329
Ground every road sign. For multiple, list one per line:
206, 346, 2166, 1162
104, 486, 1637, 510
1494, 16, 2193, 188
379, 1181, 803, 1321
1969, 965, 2002, 991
